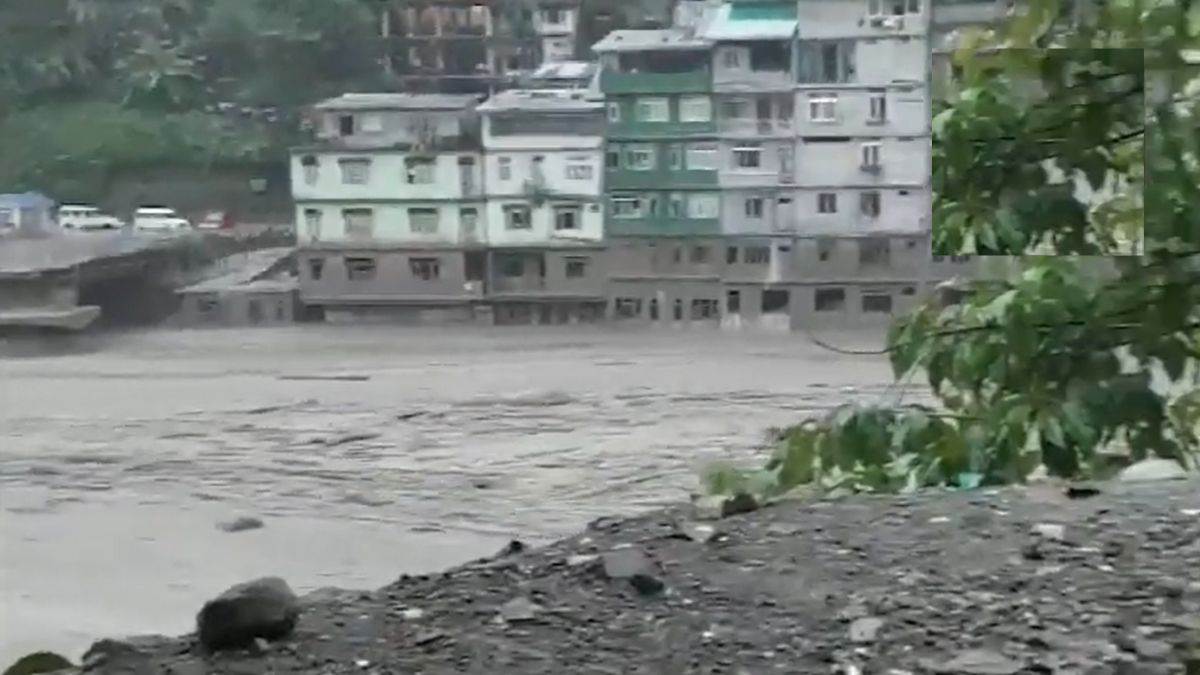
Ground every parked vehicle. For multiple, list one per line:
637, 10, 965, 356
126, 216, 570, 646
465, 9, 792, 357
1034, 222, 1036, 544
197, 210, 234, 230
133, 206, 191, 232
58, 205, 124, 230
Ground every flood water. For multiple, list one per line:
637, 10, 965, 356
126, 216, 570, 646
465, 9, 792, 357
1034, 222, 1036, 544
0, 325, 916, 664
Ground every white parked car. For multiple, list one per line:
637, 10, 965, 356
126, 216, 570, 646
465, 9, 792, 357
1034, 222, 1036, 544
59, 205, 124, 230
133, 206, 191, 232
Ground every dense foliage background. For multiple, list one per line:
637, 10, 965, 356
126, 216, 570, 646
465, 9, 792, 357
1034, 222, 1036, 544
0, 0, 392, 200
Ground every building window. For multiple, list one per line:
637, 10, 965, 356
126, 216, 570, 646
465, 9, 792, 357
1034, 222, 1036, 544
410, 257, 441, 281
503, 204, 532, 229
565, 256, 588, 278
607, 102, 621, 122
690, 246, 710, 263
405, 157, 435, 184
720, 98, 752, 120
308, 258, 324, 281
673, 298, 684, 321
635, 97, 670, 122
338, 114, 354, 136
554, 205, 581, 230
672, 247, 683, 264
868, 93, 887, 124
611, 196, 643, 218
745, 246, 770, 264
727, 290, 741, 314
459, 207, 479, 236
303, 208, 322, 240
685, 143, 720, 170
722, 47, 743, 69
498, 156, 513, 181
860, 191, 881, 217
691, 298, 719, 320
726, 246, 738, 264
809, 94, 838, 122
614, 297, 642, 319
733, 145, 762, 169
606, 149, 621, 168
408, 207, 440, 234
817, 237, 835, 261
744, 197, 764, 219
902, 286, 917, 296
863, 292, 894, 313
868, 0, 921, 15
799, 41, 855, 83
565, 163, 593, 180
668, 144, 683, 170
626, 145, 655, 170
816, 287, 846, 312
500, 256, 524, 277
342, 208, 374, 238
338, 159, 371, 184
300, 155, 319, 185
668, 193, 684, 217
818, 193, 838, 213
861, 142, 882, 170
345, 256, 376, 281
859, 237, 891, 266
687, 193, 720, 219
759, 289, 788, 314
679, 95, 712, 122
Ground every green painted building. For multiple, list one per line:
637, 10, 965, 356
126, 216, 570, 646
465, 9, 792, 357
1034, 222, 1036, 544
593, 27, 722, 237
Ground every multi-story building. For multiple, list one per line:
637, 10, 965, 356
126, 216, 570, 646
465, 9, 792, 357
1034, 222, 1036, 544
532, 0, 581, 64
477, 88, 609, 323
383, 0, 541, 94
292, 93, 490, 323
594, 0, 965, 329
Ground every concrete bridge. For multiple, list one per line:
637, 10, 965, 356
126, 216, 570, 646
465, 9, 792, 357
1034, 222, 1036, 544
0, 229, 290, 331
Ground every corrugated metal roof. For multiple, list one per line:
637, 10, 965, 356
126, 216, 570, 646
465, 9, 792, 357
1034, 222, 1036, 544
0, 192, 55, 209
700, 2, 797, 41
477, 89, 604, 113
591, 28, 710, 52
313, 93, 483, 111
530, 61, 598, 80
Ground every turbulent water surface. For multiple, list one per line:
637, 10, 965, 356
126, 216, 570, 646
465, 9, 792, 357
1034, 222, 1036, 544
0, 325, 919, 664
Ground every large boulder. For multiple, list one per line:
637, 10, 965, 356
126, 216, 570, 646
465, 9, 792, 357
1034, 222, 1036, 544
2, 652, 73, 675
1119, 458, 1189, 482
196, 577, 300, 651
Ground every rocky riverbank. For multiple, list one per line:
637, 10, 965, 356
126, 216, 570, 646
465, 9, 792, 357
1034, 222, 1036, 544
25, 476, 1200, 675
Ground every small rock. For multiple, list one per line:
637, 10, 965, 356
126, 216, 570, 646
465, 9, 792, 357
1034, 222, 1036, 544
1065, 483, 1102, 498
629, 574, 665, 596
196, 577, 300, 651
499, 597, 542, 623
676, 522, 719, 543
2, 651, 73, 675
400, 607, 425, 621
721, 492, 760, 517
1032, 523, 1066, 542
602, 548, 656, 579
692, 493, 759, 520
412, 631, 446, 647
566, 554, 600, 569
496, 540, 525, 557
1119, 458, 1188, 482
838, 604, 870, 622
932, 648, 1023, 674
849, 617, 884, 643
217, 516, 264, 533
928, 516, 951, 524
1021, 541, 1045, 561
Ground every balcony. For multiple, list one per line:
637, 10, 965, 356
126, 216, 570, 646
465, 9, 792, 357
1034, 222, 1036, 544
713, 68, 793, 93
718, 117, 794, 137
600, 68, 711, 95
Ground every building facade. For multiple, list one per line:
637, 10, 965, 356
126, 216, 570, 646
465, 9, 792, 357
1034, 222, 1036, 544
593, 0, 968, 329
478, 88, 609, 323
292, 93, 491, 323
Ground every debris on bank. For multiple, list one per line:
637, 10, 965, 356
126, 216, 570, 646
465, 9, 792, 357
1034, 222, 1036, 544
14, 478, 1200, 675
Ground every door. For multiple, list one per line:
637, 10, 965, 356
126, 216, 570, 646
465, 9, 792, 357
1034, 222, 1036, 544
458, 156, 476, 195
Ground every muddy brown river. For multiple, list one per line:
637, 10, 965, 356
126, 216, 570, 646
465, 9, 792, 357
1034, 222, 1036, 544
0, 325, 918, 664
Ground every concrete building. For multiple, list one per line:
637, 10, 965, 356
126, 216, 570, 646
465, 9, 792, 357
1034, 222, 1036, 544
533, 0, 581, 64
382, 0, 541, 94
477, 88, 608, 324
593, 0, 967, 329
292, 93, 490, 324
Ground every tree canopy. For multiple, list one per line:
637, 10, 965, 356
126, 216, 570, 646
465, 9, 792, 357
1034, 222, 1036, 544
707, 0, 1200, 497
